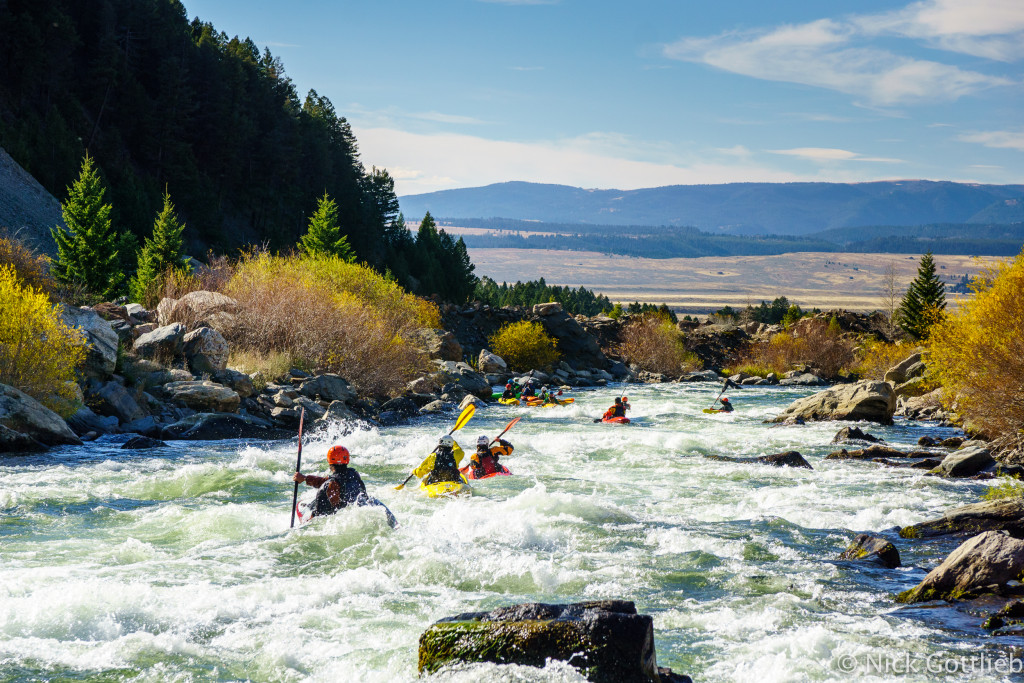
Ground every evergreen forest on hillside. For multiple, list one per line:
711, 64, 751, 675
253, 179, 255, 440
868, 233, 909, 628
0, 0, 475, 301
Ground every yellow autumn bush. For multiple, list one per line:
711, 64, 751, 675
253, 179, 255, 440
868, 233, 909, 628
223, 252, 437, 397
853, 339, 920, 381
619, 315, 699, 376
0, 264, 85, 415
928, 253, 1024, 449
489, 321, 559, 371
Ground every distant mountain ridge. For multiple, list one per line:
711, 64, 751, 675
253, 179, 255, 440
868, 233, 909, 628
399, 180, 1024, 236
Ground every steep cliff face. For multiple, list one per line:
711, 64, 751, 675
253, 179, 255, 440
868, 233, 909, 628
0, 146, 62, 255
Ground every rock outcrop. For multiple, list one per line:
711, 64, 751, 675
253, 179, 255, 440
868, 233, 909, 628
418, 600, 690, 682
0, 383, 81, 450
182, 326, 229, 375
899, 499, 1024, 539
897, 531, 1024, 603
60, 306, 118, 379
161, 380, 240, 413
932, 445, 995, 478
160, 413, 292, 440
771, 380, 896, 425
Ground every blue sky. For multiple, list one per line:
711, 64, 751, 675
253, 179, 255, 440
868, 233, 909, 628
185, 0, 1023, 195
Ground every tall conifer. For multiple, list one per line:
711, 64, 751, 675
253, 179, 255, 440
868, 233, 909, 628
130, 191, 190, 303
899, 251, 946, 339
299, 192, 355, 261
51, 153, 121, 298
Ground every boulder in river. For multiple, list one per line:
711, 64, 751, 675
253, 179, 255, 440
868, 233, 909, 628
897, 531, 1024, 603
162, 380, 240, 413
840, 534, 901, 568
298, 373, 355, 404
899, 498, 1024, 539
90, 381, 147, 424
161, 412, 292, 440
831, 426, 882, 444
0, 383, 81, 450
121, 435, 167, 449
418, 600, 691, 682
931, 445, 995, 478
770, 380, 896, 425
705, 451, 813, 469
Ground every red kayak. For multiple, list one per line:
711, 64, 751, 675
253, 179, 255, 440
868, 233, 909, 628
602, 416, 630, 424
459, 464, 512, 480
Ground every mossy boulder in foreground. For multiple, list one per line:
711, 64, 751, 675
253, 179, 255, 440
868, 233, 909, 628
418, 600, 690, 682
896, 531, 1024, 603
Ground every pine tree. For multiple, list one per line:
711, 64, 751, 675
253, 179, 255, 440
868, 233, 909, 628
299, 192, 355, 261
51, 153, 122, 298
130, 191, 190, 303
899, 251, 947, 339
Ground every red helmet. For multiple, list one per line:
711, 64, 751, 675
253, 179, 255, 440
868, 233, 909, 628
327, 445, 350, 465
721, 397, 730, 403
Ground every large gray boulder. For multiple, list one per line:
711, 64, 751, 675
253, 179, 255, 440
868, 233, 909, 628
66, 405, 119, 436
90, 381, 146, 424
133, 323, 186, 361
933, 445, 995, 478
161, 412, 292, 440
771, 380, 896, 425
182, 326, 229, 375
413, 328, 462, 361
298, 374, 355, 403
167, 291, 238, 329
418, 600, 689, 682
885, 350, 923, 385
478, 349, 507, 374
434, 360, 491, 399
0, 383, 81, 449
60, 306, 118, 379
213, 369, 254, 399
162, 380, 240, 413
900, 499, 1024, 539
535, 310, 606, 369
897, 531, 1024, 603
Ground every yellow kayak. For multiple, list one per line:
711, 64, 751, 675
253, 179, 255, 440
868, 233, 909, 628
498, 397, 520, 405
420, 475, 472, 498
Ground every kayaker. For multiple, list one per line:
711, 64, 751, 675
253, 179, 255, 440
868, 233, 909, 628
501, 383, 517, 400
605, 396, 628, 419
293, 445, 368, 518
521, 381, 537, 399
538, 386, 554, 404
718, 397, 734, 412
410, 435, 466, 486
470, 435, 513, 478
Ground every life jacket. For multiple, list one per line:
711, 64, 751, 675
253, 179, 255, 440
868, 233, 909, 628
474, 449, 498, 476
501, 389, 516, 399
425, 446, 462, 485
608, 404, 625, 418
311, 468, 366, 517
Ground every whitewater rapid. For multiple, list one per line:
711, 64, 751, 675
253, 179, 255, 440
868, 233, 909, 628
0, 383, 1008, 681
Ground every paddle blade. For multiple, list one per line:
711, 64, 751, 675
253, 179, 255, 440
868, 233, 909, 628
450, 403, 475, 433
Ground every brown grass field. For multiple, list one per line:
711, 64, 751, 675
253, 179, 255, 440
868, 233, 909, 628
466, 248, 1006, 314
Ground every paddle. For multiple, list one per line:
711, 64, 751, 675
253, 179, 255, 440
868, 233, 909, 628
490, 416, 521, 445
394, 403, 476, 490
289, 407, 306, 529
707, 378, 735, 411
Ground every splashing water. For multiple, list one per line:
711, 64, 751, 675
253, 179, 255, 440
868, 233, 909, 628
0, 384, 1010, 681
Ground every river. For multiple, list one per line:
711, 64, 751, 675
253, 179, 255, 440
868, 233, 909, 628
0, 383, 1009, 682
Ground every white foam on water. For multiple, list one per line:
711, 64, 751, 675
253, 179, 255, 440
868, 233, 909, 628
0, 383, 989, 681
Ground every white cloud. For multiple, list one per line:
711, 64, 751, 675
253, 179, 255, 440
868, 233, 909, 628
663, 3, 1017, 106
768, 147, 904, 163
858, 0, 1024, 60
959, 130, 1024, 151
354, 127, 812, 195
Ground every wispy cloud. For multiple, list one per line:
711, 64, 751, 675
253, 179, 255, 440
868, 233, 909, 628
959, 130, 1024, 151
768, 147, 904, 163
663, 1, 1017, 106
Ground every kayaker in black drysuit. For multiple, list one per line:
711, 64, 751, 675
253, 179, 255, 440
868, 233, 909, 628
293, 445, 367, 518
718, 397, 735, 412
470, 435, 513, 478
411, 435, 465, 485
606, 396, 629, 418
520, 381, 537, 399
501, 383, 517, 400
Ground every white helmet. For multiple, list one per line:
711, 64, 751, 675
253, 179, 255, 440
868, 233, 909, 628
438, 435, 455, 448
477, 435, 489, 446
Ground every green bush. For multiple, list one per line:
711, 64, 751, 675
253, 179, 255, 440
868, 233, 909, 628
489, 321, 559, 371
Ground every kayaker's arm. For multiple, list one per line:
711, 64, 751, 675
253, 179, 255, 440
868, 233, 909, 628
294, 473, 328, 488
411, 452, 436, 479
452, 443, 466, 467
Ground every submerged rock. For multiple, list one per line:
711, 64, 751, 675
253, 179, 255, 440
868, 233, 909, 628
771, 380, 896, 425
121, 435, 167, 449
897, 531, 1024, 603
831, 426, 882, 444
899, 499, 1024, 539
418, 600, 690, 682
161, 412, 292, 440
840, 534, 901, 568
705, 451, 813, 469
